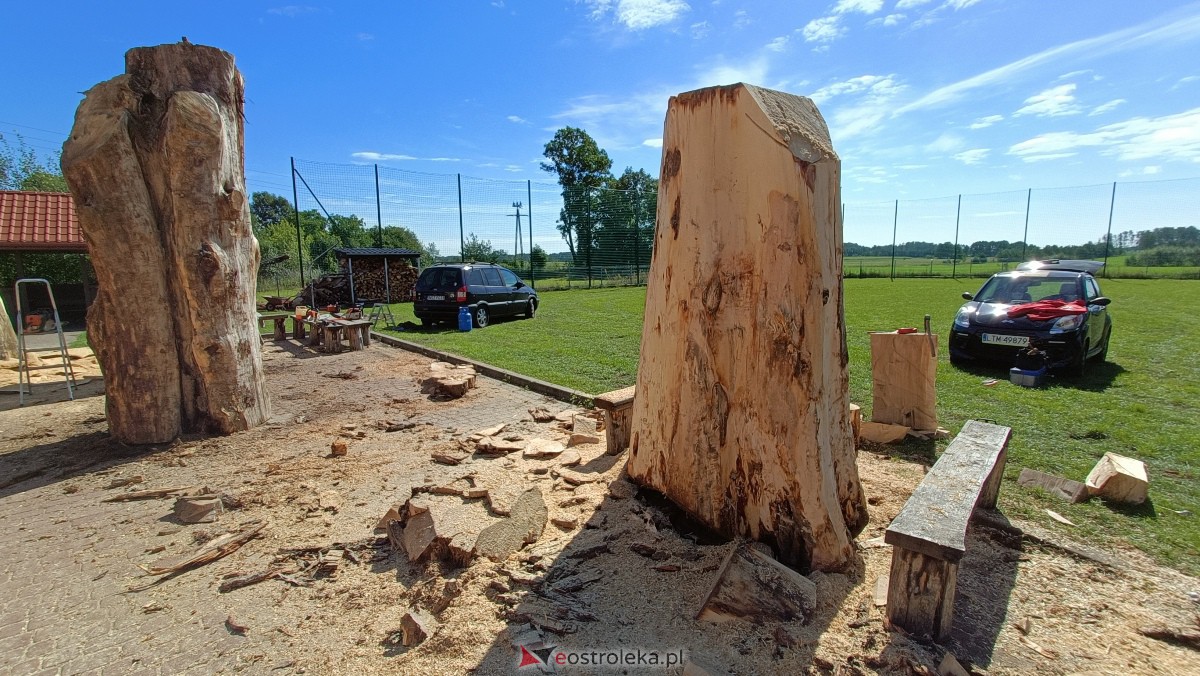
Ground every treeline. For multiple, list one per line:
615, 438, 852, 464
846, 226, 1199, 266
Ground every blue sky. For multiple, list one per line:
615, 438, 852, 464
2, 1, 1198, 247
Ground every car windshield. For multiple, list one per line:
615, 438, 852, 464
974, 276, 1078, 304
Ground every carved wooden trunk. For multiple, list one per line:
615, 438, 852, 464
626, 83, 866, 572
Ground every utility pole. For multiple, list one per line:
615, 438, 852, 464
510, 201, 525, 268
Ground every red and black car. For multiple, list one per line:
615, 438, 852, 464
948, 260, 1113, 376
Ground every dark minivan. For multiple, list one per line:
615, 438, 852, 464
413, 263, 538, 328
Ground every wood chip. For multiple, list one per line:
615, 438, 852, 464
1045, 509, 1076, 526
102, 486, 196, 502
141, 521, 267, 576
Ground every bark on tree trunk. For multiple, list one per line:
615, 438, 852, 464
61, 42, 269, 444
626, 83, 867, 573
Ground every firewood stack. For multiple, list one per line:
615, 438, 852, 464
293, 274, 350, 308
350, 258, 419, 302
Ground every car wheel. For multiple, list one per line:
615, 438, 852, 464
1069, 343, 1088, 377
1091, 327, 1111, 362
524, 299, 537, 319
949, 351, 965, 367
473, 305, 490, 328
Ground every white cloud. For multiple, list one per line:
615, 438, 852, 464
810, 75, 907, 140
357, 32, 374, 41
895, 7, 1200, 115
926, 132, 966, 154
880, 13, 905, 26
1008, 107, 1200, 163
1119, 165, 1162, 177
1089, 99, 1126, 116
267, 5, 317, 16
766, 36, 789, 52
942, 0, 982, 9
507, 115, 529, 124
1014, 83, 1081, 117
802, 16, 845, 44
895, 0, 933, 8
953, 148, 989, 165
968, 114, 1004, 129
1170, 75, 1199, 90
504, 165, 522, 172
643, 138, 664, 148
833, 0, 883, 14
732, 9, 751, 29
352, 151, 461, 162
586, 0, 691, 30
691, 21, 710, 38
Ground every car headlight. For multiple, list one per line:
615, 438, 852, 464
954, 307, 972, 329
1049, 314, 1083, 334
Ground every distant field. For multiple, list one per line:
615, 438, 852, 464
377, 278, 1200, 574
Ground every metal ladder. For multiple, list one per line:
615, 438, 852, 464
14, 278, 76, 405
365, 300, 395, 329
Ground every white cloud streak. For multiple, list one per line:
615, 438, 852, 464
969, 114, 1004, 129
895, 6, 1200, 115
802, 16, 845, 43
953, 148, 989, 165
833, 0, 883, 14
352, 152, 461, 162
1008, 107, 1200, 163
1089, 99, 1126, 116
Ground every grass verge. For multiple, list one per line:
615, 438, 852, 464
378, 278, 1199, 574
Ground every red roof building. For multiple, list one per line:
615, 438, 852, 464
0, 191, 86, 252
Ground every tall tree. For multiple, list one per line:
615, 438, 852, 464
541, 127, 613, 262
249, 191, 294, 229
1, 133, 69, 192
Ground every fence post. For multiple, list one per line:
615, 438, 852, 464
527, 180, 535, 290
290, 157, 305, 290
952, 194, 961, 279
890, 199, 898, 281
457, 174, 465, 262
1021, 188, 1031, 261
374, 164, 383, 248
1103, 181, 1116, 277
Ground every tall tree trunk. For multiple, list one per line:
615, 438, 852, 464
0, 295, 17, 360
61, 42, 268, 444
626, 83, 867, 573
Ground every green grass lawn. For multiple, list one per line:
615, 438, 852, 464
378, 278, 1200, 574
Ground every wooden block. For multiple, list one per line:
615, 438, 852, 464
1018, 468, 1088, 503
400, 608, 438, 646
475, 488, 547, 561
593, 385, 636, 411
696, 544, 816, 624
604, 407, 632, 455
861, 421, 909, 444
1085, 452, 1148, 504
870, 331, 938, 430
886, 546, 957, 640
849, 403, 862, 446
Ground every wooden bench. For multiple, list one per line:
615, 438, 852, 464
257, 312, 292, 340
593, 385, 635, 455
884, 419, 1011, 639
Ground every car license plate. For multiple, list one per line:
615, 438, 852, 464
425, 295, 444, 301
981, 333, 1029, 347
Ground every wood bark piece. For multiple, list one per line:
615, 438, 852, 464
870, 331, 938, 431
61, 42, 269, 444
886, 546, 957, 640
1085, 452, 1148, 504
173, 496, 222, 523
627, 83, 866, 573
696, 543, 817, 623
1017, 468, 1089, 503
142, 521, 266, 576
475, 488, 547, 561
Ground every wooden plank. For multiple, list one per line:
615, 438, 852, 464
695, 544, 816, 623
884, 420, 1011, 561
594, 385, 636, 411
1017, 468, 1088, 503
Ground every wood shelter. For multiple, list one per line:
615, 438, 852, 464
334, 247, 422, 304
0, 191, 95, 322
